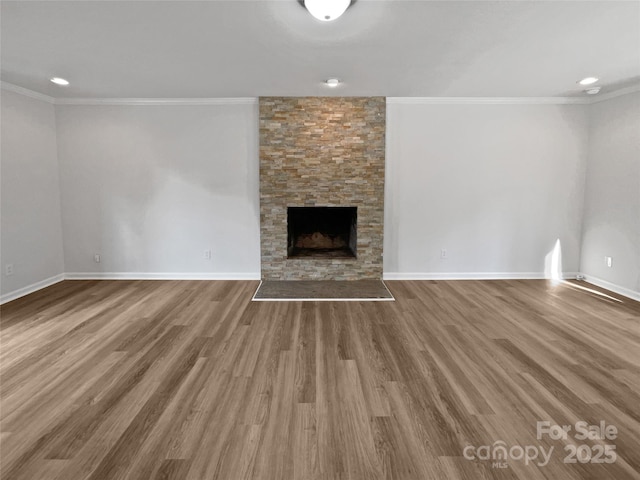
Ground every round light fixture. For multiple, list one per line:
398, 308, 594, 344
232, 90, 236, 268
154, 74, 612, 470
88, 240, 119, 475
578, 77, 599, 86
325, 78, 340, 87
50, 77, 70, 86
304, 0, 350, 21
585, 87, 601, 95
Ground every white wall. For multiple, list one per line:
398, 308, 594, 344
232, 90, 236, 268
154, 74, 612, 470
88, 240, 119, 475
4, 89, 637, 299
55, 102, 260, 278
1, 89, 65, 301
384, 101, 589, 279
580, 92, 640, 298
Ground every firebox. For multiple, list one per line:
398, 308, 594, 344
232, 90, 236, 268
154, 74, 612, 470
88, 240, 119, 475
287, 207, 357, 258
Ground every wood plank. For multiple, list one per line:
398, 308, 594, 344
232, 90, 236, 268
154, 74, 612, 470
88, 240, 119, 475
0, 279, 638, 480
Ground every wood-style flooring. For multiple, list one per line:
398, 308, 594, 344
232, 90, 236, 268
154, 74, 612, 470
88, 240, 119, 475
1, 279, 639, 480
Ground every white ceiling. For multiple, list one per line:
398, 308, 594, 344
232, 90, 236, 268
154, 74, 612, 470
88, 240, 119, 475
1, 0, 639, 99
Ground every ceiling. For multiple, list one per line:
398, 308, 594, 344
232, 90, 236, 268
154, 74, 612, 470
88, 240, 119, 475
1, 1, 639, 99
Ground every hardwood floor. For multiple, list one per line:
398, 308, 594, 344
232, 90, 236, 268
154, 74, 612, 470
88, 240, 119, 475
1, 279, 639, 480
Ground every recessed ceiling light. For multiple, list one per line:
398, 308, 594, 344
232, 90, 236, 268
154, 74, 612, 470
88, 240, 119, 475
578, 77, 599, 86
305, 0, 350, 22
50, 77, 70, 86
325, 78, 340, 87
585, 87, 601, 95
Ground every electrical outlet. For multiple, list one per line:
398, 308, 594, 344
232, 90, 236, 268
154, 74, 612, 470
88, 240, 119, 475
204, 249, 212, 260
5, 264, 14, 276
605, 256, 612, 268
441, 249, 447, 259
94, 254, 101, 263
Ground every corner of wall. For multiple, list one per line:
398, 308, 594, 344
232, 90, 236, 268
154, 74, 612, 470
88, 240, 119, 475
578, 90, 640, 300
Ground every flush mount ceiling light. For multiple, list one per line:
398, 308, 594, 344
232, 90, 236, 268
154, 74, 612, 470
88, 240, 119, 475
325, 78, 340, 87
578, 77, 599, 86
50, 77, 70, 86
304, 0, 351, 21
584, 86, 602, 95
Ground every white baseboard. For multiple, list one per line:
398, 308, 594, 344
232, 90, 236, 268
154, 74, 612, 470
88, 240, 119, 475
0, 273, 65, 305
580, 274, 640, 302
383, 272, 578, 281
64, 272, 260, 281
7, 272, 634, 305
0, 272, 260, 305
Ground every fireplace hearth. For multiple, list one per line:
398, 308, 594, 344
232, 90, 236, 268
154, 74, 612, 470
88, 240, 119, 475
288, 207, 357, 259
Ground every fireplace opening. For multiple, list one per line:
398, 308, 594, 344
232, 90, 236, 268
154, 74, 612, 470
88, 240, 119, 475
287, 207, 357, 259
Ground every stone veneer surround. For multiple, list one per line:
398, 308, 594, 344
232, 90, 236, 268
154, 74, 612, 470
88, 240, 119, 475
260, 97, 385, 280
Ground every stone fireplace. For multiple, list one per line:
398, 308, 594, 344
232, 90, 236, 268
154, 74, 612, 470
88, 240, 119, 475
259, 97, 385, 281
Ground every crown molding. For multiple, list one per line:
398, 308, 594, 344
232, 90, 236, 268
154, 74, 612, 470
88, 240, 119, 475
54, 97, 259, 106
1, 81, 55, 103
3, 80, 636, 106
386, 96, 590, 105
0, 83, 257, 105
387, 85, 640, 106
589, 84, 640, 104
